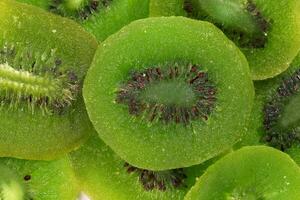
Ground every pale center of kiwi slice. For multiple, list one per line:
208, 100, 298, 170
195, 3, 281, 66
263, 69, 300, 150
0, 44, 79, 114
124, 163, 187, 191
116, 63, 217, 125
49, 0, 112, 20
184, 0, 270, 48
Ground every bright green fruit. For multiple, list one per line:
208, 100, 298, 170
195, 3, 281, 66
83, 16, 254, 170
185, 146, 300, 200
236, 53, 300, 158
16, 0, 150, 41
69, 134, 225, 200
0, 0, 97, 160
0, 157, 78, 200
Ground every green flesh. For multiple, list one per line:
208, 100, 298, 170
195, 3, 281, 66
0, 0, 97, 160
149, 0, 187, 17
197, 0, 261, 36
0, 165, 25, 200
68, 134, 219, 200
16, 0, 150, 42
83, 17, 254, 170
185, 146, 300, 200
140, 80, 197, 107
279, 93, 300, 129
0, 157, 79, 200
235, 54, 300, 158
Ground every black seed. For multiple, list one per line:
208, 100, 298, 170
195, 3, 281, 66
24, 175, 31, 181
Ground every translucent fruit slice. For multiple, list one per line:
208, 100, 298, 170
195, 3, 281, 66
0, 0, 98, 160
185, 146, 300, 200
83, 17, 254, 170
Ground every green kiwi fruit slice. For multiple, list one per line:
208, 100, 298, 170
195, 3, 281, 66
0, 156, 79, 200
69, 134, 226, 200
185, 146, 300, 200
236, 53, 300, 153
0, 0, 98, 160
16, 0, 150, 41
83, 16, 254, 170
183, 0, 300, 80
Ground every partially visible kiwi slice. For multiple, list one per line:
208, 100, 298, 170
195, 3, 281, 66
236, 54, 300, 152
16, 0, 150, 41
0, 0, 98, 160
69, 134, 227, 200
83, 17, 254, 170
185, 146, 300, 200
183, 0, 300, 80
0, 156, 79, 200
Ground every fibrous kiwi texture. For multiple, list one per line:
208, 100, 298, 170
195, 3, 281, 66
69, 134, 224, 200
236, 54, 300, 159
83, 17, 254, 170
0, 0, 98, 160
183, 0, 300, 80
0, 156, 79, 200
185, 146, 300, 200
16, 0, 150, 41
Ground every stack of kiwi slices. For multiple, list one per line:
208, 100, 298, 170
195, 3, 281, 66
2, 0, 300, 199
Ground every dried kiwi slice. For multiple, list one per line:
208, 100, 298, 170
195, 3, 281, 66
183, 0, 300, 80
185, 146, 300, 200
0, 0, 98, 160
69, 134, 224, 200
236, 54, 300, 156
0, 157, 78, 200
83, 17, 254, 170
16, 0, 150, 41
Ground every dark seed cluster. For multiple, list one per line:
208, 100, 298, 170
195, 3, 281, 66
116, 64, 217, 125
262, 69, 300, 151
49, 0, 112, 21
124, 163, 187, 191
0, 44, 80, 115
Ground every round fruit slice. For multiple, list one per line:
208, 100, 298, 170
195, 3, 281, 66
83, 17, 254, 170
16, 0, 150, 41
236, 53, 300, 158
185, 146, 300, 200
0, 0, 97, 160
69, 134, 224, 200
0, 156, 79, 200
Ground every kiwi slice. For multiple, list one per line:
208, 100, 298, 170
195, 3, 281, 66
16, 0, 150, 42
83, 16, 254, 170
149, 0, 186, 17
185, 146, 300, 200
0, 156, 79, 200
0, 0, 98, 160
181, 0, 300, 80
236, 54, 300, 158
69, 134, 228, 200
